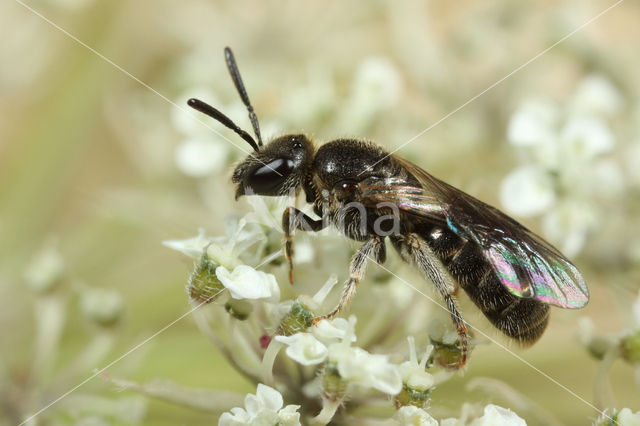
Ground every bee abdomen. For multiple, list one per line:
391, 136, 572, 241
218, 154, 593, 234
426, 226, 550, 344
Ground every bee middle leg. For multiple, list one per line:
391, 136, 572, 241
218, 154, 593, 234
282, 207, 327, 284
401, 233, 469, 368
312, 236, 385, 325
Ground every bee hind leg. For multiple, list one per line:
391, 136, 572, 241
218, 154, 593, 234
312, 236, 385, 324
282, 207, 327, 284
402, 233, 468, 368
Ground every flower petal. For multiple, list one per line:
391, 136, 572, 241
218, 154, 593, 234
216, 265, 280, 302
394, 406, 438, 426
275, 333, 328, 366
256, 384, 284, 411
507, 99, 558, 147
312, 318, 354, 343
469, 404, 527, 426
175, 137, 228, 177
163, 229, 211, 259
500, 166, 555, 217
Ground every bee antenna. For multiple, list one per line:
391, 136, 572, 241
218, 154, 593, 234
187, 98, 260, 152
224, 47, 263, 147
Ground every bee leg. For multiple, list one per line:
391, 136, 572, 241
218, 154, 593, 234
404, 233, 468, 368
312, 236, 385, 324
282, 207, 327, 284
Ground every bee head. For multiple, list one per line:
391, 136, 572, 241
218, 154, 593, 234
187, 47, 313, 199
231, 134, 314, 199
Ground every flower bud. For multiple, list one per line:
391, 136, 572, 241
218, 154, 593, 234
620, 329, 640, 365
187, 252, 224, 304
276, 302, 314, 336
428, 320, 465, 368
430, 339, 465, 369
321, 363, 347, 401
395, 386, 433, 410
25, 241, 64, 294
80, 288, 124, 327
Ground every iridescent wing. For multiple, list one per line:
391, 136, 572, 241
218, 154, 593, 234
360, 157, 588, 309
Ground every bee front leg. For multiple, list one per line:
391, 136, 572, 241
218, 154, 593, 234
403, 233, 469, 368
312, 236, 385, 325
282, 207, 327, 284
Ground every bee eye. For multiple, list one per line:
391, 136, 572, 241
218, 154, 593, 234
246, 158, 295, 194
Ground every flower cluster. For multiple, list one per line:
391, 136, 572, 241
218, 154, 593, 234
159, 196, 549, 424
13, 240, 143, 424
500, 74, 624, 257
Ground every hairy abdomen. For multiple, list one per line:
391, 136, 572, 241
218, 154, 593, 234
421, 224, 549, 344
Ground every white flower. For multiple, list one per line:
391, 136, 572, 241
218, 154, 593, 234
428, 318, 459, 346
399, 337, 435, 392
507, 99, 558, 147
244, 196, 290, 232
163, 222, 264, 269
309, 315, 403, 395
393, 406, 438, 426
216, 265, 280, 302
163, 229, 212, 259
468, 404, 527, 426
328, 344, 402, 395
499, 166, 556, 217
174, 137, 228, 177
352, 57, 402, 108
293, 240, 314, 264
571, 74, 622, 117
218, 384, 301, 426
341, 57, 402, 132
80, 288, 124, 326
274, 333, 328, 366
222, 215, 268, 259
559, 115, 614, 161
24, 240, 65, 293
616, 408, 640, 426
279, 66, 336, 127
312, 317, 355, 344
541, 200, 597, 257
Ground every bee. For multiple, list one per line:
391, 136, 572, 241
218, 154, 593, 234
187, 47, 589, 367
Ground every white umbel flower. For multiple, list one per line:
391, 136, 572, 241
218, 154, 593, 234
499, 166, 555, 217
274, 333, 328, 366
25, 241, 65, 294
312, 318, 355, 344
218, 384, 301, 426
393, 405, 438, 425
614, 408, 640, 426
399, 337, 435, 392
174, 137, 228, 177
163, 229, 211, 259
507, 99, 558, 147
327, 344, 402, 395
468, 404, 527, 426
571, 74, 622, 117
216, 265, 280, 302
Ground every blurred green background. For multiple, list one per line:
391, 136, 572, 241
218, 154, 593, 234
1, 0, 639, 424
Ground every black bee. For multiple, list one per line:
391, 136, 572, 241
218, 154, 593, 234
187, 47, 589, 367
